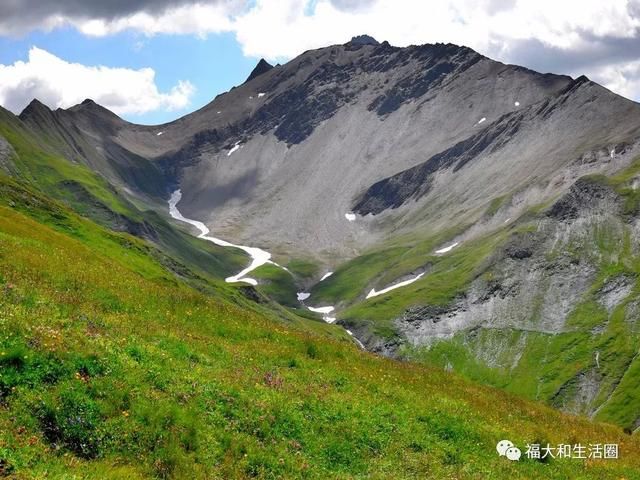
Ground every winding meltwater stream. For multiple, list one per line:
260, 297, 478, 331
168, 189, 274, 286
169, 189, 347, 335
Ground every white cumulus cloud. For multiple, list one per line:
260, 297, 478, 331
230, 0, 640, 60
76, 3, 237, 37
0, 47, 195, 115
589, 60, 640, 101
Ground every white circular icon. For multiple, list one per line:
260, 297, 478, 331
506, 446, 522, 461
496, 440, 514, 456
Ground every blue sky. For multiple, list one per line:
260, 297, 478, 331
0, 28, 259, 124
0, 1, 639, 126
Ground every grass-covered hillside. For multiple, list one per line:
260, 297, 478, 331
310, 158, 640, 434
1, 176, 640, 479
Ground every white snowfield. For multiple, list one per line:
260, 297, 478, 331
320, 272, 333, 281
514, 101, 520, 107
156, 131, 164, 136
366, 272, 425, 299
258, 92, 266, 98
169, 189, 273, 285
435, 241, 459, 254
307, 305, 336, 323
297, 292, 311, 301
477, 117, 486, 124
227, 143, 241, 156
307, 305, 334, 314
345, 212, 356, 222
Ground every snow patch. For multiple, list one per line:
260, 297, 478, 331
366, 272, 425, 299
307, 305, 336, 323
435, 242, 459, 254
307, 305, 334, 314
257, 92, 266, 98
320, 272, 333, 281
156, 131, 164, 136
345, 212, 356, 222
227, 142, 241, 156
477, 117, 486, 124
169, 189, 273, 286
514, 101, 520, 107
299, 292, 338, 323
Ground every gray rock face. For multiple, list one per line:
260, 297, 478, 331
598, 275, 635, 314
395, 180, 622, 348
0, 134, 15, 174
547, 177, 619, 221
552, 369, 602, 415
395, 248, 597, 346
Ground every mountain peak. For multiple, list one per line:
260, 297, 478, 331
22, 98, 50, 112
245, 58, 274, 83
346, 34, 380, 47
19, 98, 53, 120
64, 99, 124, 126
68, 98, 112, 115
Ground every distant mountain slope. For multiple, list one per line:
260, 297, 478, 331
12, 38, 640, 264
8, 39, 582, 259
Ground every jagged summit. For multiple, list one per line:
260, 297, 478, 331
347, 34, 380, 46
19, 98, 51, 117
245, 58, 274, 83
18, 99, 57, 125
65, 98, 123, 123
68, 98, 102, 111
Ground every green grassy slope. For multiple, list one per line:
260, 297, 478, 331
0, 109, 249, 282
1, 178, 639, 479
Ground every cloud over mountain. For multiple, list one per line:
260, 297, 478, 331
0, 47, 195, 115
